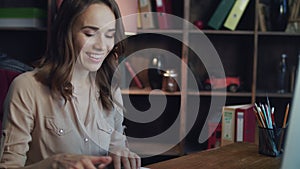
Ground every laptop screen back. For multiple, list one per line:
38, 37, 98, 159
280, 60, 300, 169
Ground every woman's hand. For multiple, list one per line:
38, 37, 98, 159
109, 149, 141, 169
49, 154, 112, 169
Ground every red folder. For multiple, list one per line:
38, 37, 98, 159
155, 0, 173, 29
235, 104, 256, 143
56, 0, 63, 9
124, 61, 144, 89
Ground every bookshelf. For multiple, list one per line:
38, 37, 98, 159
0, 0, 50, 66
122, 0, 300, 158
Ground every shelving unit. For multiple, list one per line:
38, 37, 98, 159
0, 0, 50, 66
0, 29, 47, 65
122, 0, 300, 158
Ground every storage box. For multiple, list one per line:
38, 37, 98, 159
0, 8, 46, 28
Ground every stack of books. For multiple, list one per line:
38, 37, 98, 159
221, 104, 256, 146
0, 0, 47, 28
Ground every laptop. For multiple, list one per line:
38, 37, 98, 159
280, 60, 300, 169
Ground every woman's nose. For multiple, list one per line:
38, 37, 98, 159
93, 34, 106, 50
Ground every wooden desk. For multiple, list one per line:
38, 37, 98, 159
146, 143, 282, 169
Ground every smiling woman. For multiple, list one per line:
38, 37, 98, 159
72, 3, 116, 72
0, 0, 140, 169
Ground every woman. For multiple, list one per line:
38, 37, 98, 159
0, 0, 140, 168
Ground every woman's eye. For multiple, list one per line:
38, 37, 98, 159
84, 32, 95, 37
82, 29, 96, 37
105, 31, 115, 38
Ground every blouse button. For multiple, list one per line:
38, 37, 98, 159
58, 129, 64, 134
4, 146, 10, 151
84, 138, 89, 142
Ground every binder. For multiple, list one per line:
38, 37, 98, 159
155, 0, 173, 29
221, 104, 253, 146
124, 61, 144, 89
207, 0, 235, 30
137, 0, 142, 29
56, 0, 63, 9
258, 3, 267, 32
221, 105, 240, 146
235, 104, 256, 143
223, 0, 250, 31
138, 0, 155, 29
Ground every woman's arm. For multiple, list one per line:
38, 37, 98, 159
0, 74, 113, 169
0, 154, 111, 169
108, 88, 141, 169
0, 74, 35, 167
21, 154, 112, 169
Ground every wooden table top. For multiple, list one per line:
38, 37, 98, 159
145, 143, 282, 169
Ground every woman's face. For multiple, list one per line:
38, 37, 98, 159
72, 3, 116, 72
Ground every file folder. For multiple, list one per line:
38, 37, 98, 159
223, 0, 250, 31
207, 0, 235, 30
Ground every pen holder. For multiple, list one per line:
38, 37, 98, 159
258, 127, 285, 157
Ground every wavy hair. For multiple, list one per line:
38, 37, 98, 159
35, 0, 126, 111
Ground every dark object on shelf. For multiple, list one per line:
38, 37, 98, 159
270, 0, 289, 31
148, 54, 164, 89
193, 20, 204, 30
162, 69, 178, 92
203, 77, 240, 92
277, 53, 288, 93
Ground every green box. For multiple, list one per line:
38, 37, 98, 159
208, 0, 235, 30
0, 8, 46, 18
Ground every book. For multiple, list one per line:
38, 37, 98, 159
221, 105, 242, 146
155, 0, 173, 29
221, 104, 254, 146
138, 0, 155, 29
0, 7, 47, 18
207, 0, 235, 30
0, 18, 45, 28
289, 0, 300, 21
258, 3, 267, 32
223, 0, 250, 31
124, 61, 144, 89
137, 0, 142, 29
235, 104, 256, 143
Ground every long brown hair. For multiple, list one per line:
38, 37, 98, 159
35, 0, 126, 110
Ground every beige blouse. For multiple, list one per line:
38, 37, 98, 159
0, 70, 127, 168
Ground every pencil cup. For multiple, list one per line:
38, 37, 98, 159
258, 127, 285, 157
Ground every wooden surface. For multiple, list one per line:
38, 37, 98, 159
145, 143, 282, 169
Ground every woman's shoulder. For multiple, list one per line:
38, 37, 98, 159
12, 70, 37, 84
10, 69, 40, 91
